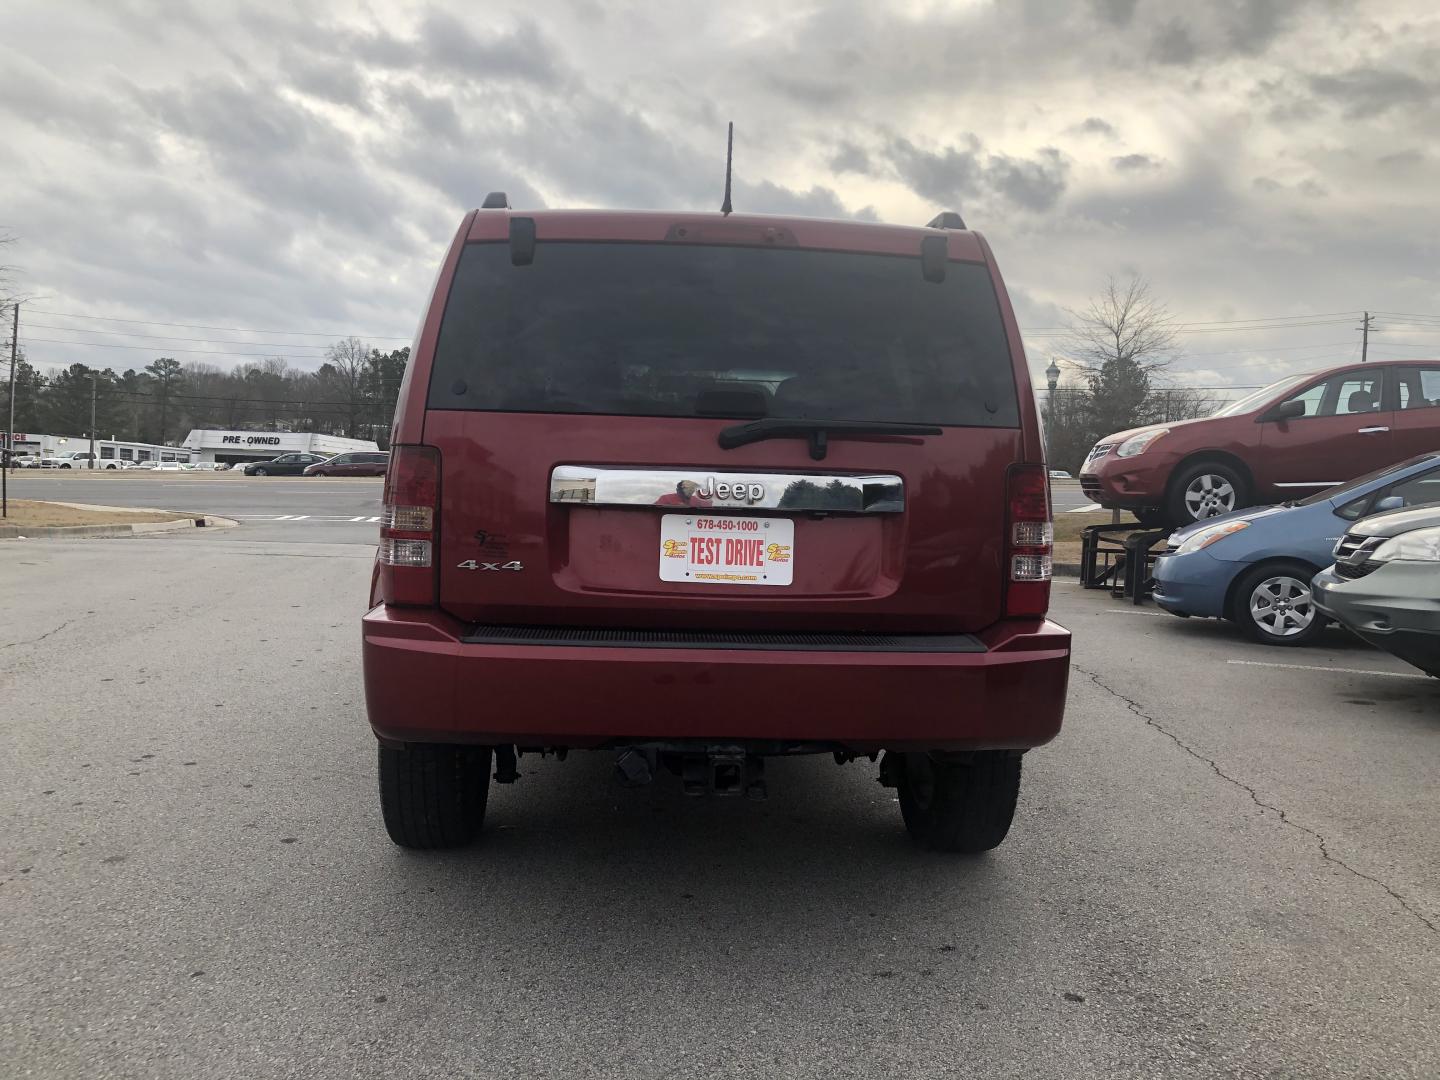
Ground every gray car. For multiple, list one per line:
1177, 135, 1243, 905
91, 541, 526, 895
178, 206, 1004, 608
1313, 504, 1440, 677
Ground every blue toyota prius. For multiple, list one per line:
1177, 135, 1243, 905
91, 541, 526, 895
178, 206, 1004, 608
1152, 453, 1440, 646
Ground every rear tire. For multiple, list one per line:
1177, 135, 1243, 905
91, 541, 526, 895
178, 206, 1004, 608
378, 744, 492, 849
897, 751, 1022, 853
1166, 460, 1248, 526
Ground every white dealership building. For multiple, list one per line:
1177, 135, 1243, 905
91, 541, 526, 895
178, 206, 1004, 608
180, 429, 380, 466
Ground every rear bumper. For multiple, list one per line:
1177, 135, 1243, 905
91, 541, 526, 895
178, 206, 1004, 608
362, 606, 1071, 752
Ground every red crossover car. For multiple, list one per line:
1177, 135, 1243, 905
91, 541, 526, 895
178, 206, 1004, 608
362, 198, 1071, 853
303, 451, 390, 477
1081, 360, 1440, 526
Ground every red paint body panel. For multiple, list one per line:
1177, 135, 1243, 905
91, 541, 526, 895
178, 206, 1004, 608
363, 603, 1070, 751
424, 410, 1021, 632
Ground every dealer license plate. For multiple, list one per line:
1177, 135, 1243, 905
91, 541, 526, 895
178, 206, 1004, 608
658, 514, 794, 586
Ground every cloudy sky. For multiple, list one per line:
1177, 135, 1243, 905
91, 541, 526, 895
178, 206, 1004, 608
3, 0, 1438, 397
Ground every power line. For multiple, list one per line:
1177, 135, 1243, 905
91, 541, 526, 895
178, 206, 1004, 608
29, 307, 410, 340
24, 322, 345, 350
20, 336, 345, 360
1024, 318, 1359, 337
1021, 310, 1363, 331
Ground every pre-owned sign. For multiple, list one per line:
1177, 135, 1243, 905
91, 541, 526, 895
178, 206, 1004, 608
220, 435, 282, 445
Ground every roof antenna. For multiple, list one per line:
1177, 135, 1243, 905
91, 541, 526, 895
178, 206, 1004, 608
720, 121, 734, 216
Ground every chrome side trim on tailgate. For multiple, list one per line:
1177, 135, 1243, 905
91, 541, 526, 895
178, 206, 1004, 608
550, 465, 904, 513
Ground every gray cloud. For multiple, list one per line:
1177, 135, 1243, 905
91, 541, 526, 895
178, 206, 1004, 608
1377, 149, 1425, 170
1076, 117, 1117, 136
887, 139, 1069, 212
1309, 66, 1436, 118
1151, 19, 1198, 64
1112, 153, 1163, 172
1091, 0, 1140, 27
735, 181, 876, 221
828, 142, 873, 174
386, 83, 465, 143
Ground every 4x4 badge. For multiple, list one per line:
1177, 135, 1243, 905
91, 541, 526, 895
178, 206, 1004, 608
457, 560, 524, 572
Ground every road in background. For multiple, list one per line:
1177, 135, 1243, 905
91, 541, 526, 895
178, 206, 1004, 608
3, 473, 382, 544
3, 533, 1438, 1079
5, 473, 1100, 521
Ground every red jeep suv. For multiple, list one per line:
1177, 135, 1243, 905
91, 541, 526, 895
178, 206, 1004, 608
363, 199, 1071, 853
1081, 360, 1440, 526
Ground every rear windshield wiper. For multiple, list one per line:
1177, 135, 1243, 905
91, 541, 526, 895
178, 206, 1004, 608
717, 418, 942, 461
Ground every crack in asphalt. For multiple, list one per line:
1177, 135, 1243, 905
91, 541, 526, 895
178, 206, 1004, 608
1, 619, 73, 650
1075, 664, 1439, 937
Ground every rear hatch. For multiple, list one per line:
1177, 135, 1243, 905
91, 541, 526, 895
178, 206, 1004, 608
422, 236, 1025, 634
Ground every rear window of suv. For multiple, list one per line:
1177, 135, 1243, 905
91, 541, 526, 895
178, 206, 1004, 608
427, 241, 1019, 428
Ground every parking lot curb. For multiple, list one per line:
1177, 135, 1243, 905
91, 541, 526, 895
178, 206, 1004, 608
1053, 562, 1081, 578
0, 509, 238, 540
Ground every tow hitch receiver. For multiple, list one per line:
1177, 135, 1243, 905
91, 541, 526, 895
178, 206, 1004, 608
682, 746, 766, 799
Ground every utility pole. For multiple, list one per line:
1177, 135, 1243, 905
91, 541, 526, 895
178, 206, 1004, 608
1360, 311, 1372, 362
4, 301, 18, 517
89, 372, 97, 469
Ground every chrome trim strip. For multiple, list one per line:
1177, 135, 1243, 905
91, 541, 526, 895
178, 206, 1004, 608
549, 465, 904, 513
1274, 482, 1343, 488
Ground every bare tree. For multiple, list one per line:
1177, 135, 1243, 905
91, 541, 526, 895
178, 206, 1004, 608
1145, 384, 1215, 424
1068, 275, 1179, 374
320, 337, 369, 438
1067, 275, 1181, 436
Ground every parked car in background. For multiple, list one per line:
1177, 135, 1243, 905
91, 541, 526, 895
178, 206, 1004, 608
1081, 360, 1440, 528
1048, 469, 1072, 480
152, 461, 184, 471
243, 453, 329, 476
56, 451, 100, 469
1313, 503, 1440, 677
303, 451, 389, 477
1152, 453, 1440, 646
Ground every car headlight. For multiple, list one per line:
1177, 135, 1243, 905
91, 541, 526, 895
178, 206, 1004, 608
1115, 429, 1170, 458
1370, 526, 1440, 563
1174, 520, 1250, 555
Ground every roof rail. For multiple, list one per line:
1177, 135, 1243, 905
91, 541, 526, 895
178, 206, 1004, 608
481, 192, 511, 209
926, 211, 966, 230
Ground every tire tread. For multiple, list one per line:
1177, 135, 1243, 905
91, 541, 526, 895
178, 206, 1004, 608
378, 744, 491, 849
899, 751, 1022, 854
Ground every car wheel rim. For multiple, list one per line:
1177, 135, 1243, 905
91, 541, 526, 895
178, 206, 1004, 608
1184, 474, 1236, 520
1249, 575, 1315, 638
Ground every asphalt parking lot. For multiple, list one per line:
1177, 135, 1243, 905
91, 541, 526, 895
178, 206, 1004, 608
3, 524, 1437, 1079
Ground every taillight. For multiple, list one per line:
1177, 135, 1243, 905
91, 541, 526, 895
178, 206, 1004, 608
377, 445, 439, 606
1005, 464, 1052, 618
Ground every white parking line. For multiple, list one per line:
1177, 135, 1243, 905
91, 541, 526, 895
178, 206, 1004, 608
1066, 503, 1104, 513
1226, 660, 1429, 680
350, 516, 366, 521
1105, 608, 1171, 617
